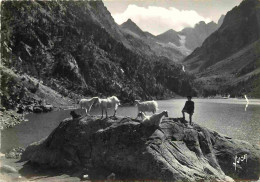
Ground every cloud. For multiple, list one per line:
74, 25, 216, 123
112, 5, 211, 35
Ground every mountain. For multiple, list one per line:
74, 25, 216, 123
1, 1, 197, 109
119, 19, 188, 61
119, 14, 226, 62
180, 20, 220, 51
120, 19, 148, 38
144, 31, 156, 39
150, 15, 225, 55
156, 29, 181, 46
217, 14, 225, 28
183, 0, 260, 97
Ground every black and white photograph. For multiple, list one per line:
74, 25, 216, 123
0, 0, 260, 181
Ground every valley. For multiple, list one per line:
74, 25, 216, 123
183, 0, 260, 97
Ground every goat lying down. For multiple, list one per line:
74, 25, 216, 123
137, 110, 168, 127
134, 100, 158, 116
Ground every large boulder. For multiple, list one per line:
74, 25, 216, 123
21, 116, 260, 180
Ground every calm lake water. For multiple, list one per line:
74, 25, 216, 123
1, 98, 260, 153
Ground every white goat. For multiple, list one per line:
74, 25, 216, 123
134, 100, 158, 116
137, 110, 168, 127
97, 96, 120, 118
79, 97, 99, 115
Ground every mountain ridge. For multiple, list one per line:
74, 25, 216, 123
183, 0, 260, 97
120, 19, 148, 38
179, 19, 223, 51
119, 18, 187, 61
120, 14, 225, 60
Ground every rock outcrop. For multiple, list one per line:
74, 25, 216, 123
217, 15, 225, 28
21, 116, 260, 181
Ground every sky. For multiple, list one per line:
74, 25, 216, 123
104, 0, 243, 35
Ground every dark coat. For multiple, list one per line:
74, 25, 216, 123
182, 101, 194, 114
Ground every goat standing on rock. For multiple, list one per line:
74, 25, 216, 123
79, 97, 99, 115
134, 100, 158, 117
97, 96, 120, 118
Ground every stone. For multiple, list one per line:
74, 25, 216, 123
5, 147, 25, 159
33, 106, 43, 113
42, 105, 53, 112
5, 152, 16, 159
21, 116, 260, 181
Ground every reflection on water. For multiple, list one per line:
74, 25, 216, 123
1, 98, 260, 152
244, 95, 249, 111
245, 102, 249, 111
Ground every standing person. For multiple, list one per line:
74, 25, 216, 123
182, 96, 194, 125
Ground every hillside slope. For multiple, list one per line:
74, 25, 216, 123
1, 1, 197, 109
183, 0, 260, 97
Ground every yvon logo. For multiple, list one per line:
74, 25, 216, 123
233, 153, 248, 171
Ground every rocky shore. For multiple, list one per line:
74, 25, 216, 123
0, 65, 79, 129
0, 109, 26, 129
19, 115, 260, 181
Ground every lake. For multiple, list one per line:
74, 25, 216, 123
1, 98, 260, 153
